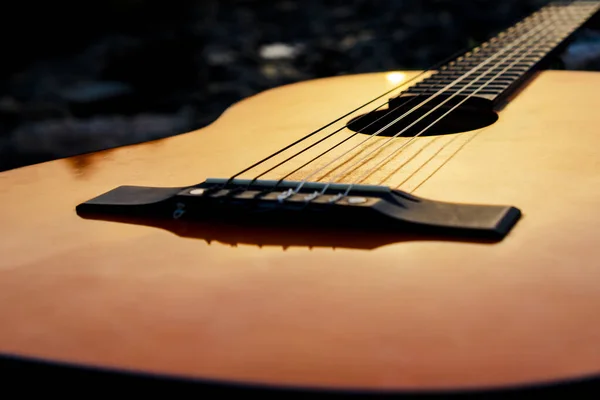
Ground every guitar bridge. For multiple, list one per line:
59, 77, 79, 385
76, 179, 521, 241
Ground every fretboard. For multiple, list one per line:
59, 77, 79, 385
400, 1, 600, 106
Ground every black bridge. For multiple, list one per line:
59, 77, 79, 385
77, 179, 521, 241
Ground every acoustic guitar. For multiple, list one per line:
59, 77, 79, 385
2, 1, 600, 395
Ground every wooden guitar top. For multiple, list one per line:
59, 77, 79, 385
1, 70, 599, 391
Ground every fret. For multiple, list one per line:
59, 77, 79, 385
457, 56, 543, 63
435, 70, 521, 77
441, 51, 550, 67
406, 88, 504, 96
413, 83, 509, 90
394, 1, 600, 106
425, 78, 516, 86
446, 76, 517, 84
452, 61, 537, 69
447, 65, 530, 74
453, 57, 541, 63
410, 89, 510, 95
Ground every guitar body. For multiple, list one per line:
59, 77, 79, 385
1, 70, 600, 392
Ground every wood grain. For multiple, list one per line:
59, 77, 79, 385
1, 70, 600, 391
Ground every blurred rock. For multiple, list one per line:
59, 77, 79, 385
563, 30, 600, 70
60, 81, 133, 104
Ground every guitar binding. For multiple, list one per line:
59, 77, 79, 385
76, 179, 522, 241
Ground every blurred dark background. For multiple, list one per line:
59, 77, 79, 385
1, 0, 599, 171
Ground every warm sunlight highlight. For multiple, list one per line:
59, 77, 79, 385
385, 71, 406, 85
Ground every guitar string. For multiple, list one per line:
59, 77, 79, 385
290, 0, 599, 190
225, 2, 554, 185
254, 8, 550, 187
286, 9, 567, 196
339, 3, 599, 194
338, 8, 598, 194
407, 130, 483, 193
340, 37, 566, 194
292, 8, 582, 192
302, 2, 599, 197
227, 1, 595, 191
374, 135, 444, 187
265, 6, 560, 186
247, 91, 422, 187
224, 51, 464, 186
384, 6, 600, 190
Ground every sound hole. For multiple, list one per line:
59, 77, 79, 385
347, 95, 498, 137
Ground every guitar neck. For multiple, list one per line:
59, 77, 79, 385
398, 1, 600, 108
